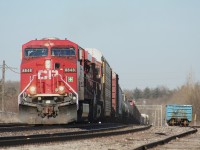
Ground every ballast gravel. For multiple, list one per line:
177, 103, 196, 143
3, 126, 194, 150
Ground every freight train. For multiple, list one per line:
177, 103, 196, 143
18, 38, 142, 124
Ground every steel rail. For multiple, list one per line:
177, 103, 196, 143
134, 127, 197, 150
0, 123, 28, 128
0, 123, 124, 132
0, 125, 151, 147
189, 125, 200, 128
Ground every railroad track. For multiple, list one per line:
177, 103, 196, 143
49, 126, 196, 150
0, 122, 126, 132
0, 124, 151, 147
0, 123, 33, 132
149, 126, 200, 150
135, 126, 198, 150
1, 124, 197, 149
0, 123, 28, 128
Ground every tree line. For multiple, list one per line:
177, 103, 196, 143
124, 86, 174, 100
124, 81, 200, 122
0, 80, 200, 122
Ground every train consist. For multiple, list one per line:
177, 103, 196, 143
166, 104, 192, 126
18, 38, 142, 124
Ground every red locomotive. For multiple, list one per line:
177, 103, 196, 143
18, 37, 142, 124
18, 38, 113, 124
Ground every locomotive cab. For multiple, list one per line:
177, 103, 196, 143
18, 38, 79, 124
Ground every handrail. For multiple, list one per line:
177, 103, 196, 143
18, 75, 37, 105
58, 74, 79, 110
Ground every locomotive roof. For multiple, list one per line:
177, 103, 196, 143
23, 38, 78, 48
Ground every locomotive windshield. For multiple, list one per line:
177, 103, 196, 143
51, 47, 75, 56
24, 48, 48, 57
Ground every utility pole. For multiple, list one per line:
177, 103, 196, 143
2, 60, 5, 112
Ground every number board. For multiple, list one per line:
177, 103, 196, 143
65, 68, 76, 73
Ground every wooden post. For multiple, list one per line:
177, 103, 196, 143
194, 114, 197, 126
1, 60, 5, 112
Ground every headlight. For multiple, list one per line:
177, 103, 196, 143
58, 86, 65, 95
29, 86, 37, 95
45, 60, 51, 69
72, 96, 76, 102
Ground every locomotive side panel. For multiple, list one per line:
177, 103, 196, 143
83, 48, 103, 121
77, 48, 85, 101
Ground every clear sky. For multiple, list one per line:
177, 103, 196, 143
0, 0, 199, 89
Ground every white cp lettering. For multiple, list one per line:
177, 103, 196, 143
38, 70, 58, 80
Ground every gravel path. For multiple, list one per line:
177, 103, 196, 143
3, 126, 194, 150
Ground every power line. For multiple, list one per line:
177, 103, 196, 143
5, 64, 20, 74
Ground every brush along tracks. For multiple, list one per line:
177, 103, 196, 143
0, 123, 151, 147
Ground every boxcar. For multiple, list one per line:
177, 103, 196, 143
166, 104, 192, 126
